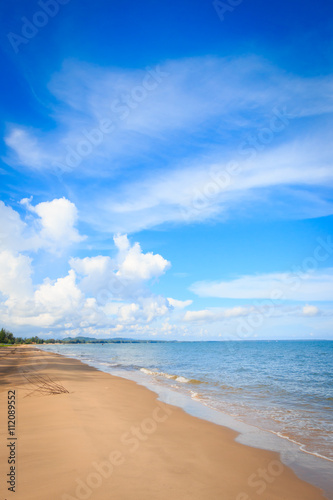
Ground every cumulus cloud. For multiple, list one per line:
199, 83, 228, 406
0, 202, 30, 252
115, 234, 170, 280
139, 296, 170, 322
0, 198, 85, 254
113, 296, 170, 324
70, 236, 172, 324
35, 270, 84, 318
0, 250, 33, 300
32, 198, 85, 245
69, 255, 115, 297
70, 235, 170, 303
0, 218, 173, 334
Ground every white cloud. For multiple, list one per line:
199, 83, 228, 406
70, 235, 170, 303
30, 198, 85, 246
0, 202, 29, 252
69, 255, 114, 297
113, 296, 170, 324
190, 268, 333, 302
115, 234, 170, 281
0, 198, 85, 254
302, 305, 319, 316
224, 306, 252, 317
167, 297, 192, 309
117, 302, 140, 323
0, 250, 33, 300
113, 233, 130, 252
184, 310, 215, 321
70, 255, 111, 276
4, 128, 47, 169
140, 296, 170, 322
184, 306, 252, 322
35, 270, 83, 317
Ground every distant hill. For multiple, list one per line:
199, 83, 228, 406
61, 336, 175, 343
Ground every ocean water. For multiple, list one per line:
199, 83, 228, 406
40, 340, 333, 493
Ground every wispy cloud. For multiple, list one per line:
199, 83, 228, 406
88, 134, 333, 232
3, 56, 333, 232
183, 305, 328, 323
4, 55, 333, 171
184, 306, 251, 322
190, 268, 333, 302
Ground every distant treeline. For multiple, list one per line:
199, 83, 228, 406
0, 330, 172, 345
0, 328, 55, 345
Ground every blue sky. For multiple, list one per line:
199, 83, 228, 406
0, 0, 332, 340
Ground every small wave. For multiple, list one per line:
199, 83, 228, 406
190, 391, 203, 401
220, 384, 244, 393
176, 376, 191, 383
95, 361, 124, 370
139, 368, 202, 384
273, 431, 333, 463
140, 368, 157, 376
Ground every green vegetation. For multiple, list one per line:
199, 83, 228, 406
0, 329, 174, 345
0, 328, 15, 344
0, 328, 56, 345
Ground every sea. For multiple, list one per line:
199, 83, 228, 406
40, 340, 333, 496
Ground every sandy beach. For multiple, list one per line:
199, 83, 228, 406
0, 346, 328, 500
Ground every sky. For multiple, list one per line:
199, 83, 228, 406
0, 0, 332, 340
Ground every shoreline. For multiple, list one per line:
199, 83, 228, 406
40, 341, 333, 494
0, 346, 329, 500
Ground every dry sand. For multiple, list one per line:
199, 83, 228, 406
0, 346, 328, 500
